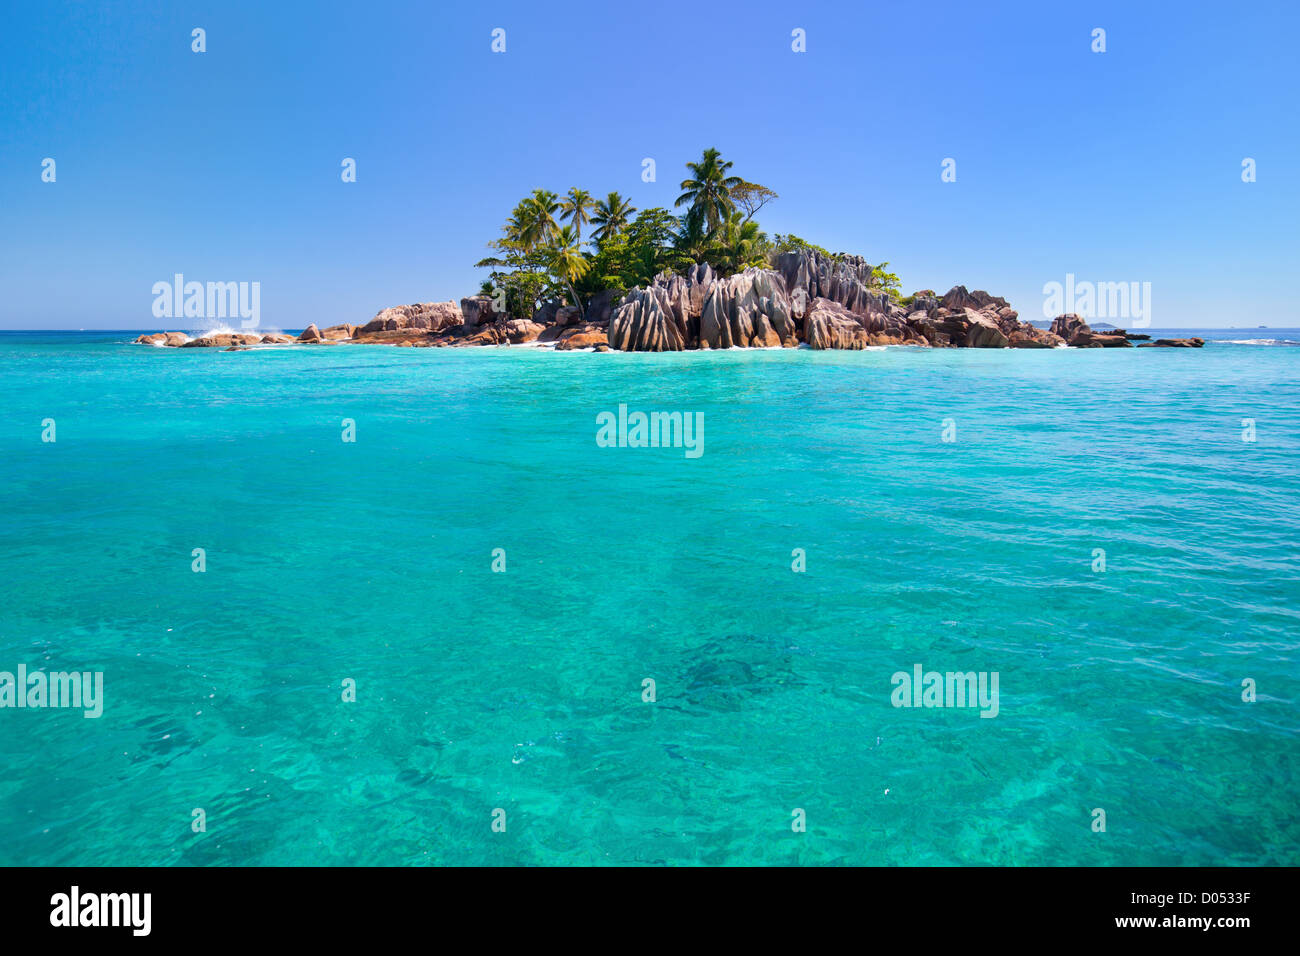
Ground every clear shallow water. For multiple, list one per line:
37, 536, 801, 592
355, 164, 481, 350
0, 330, 1296, 866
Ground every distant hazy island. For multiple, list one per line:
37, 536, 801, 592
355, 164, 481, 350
136, 148, 1203, 352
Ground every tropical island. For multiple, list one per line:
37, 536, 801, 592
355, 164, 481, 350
136, 148, 1203, 351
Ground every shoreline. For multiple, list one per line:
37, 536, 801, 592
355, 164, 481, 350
134, 249, 1206, 353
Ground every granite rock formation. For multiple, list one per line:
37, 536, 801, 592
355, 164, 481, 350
132, 247, 1200, 353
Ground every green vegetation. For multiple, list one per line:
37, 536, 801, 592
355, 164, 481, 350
771, 234, 836, 259
476, 148, 902, 319
871, 263, 902, 297
675, 147, 744, 233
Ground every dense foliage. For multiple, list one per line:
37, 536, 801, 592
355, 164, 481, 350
475, 149, 903, 319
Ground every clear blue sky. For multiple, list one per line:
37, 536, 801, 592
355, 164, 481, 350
2, 0, 1296, 329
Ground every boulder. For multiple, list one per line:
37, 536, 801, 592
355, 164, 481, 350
164, 332, 189, 347
554, 305, 583, 328
965, 311, 1010, 348
860, 306, 914, 340
259, 333, 295, 344
459, 295, 500, 331
1049, 313, 1095, 346
320, 324, 355, 341
1093, 327, 1150, 343
297, 324, 322, 343
457, 325, 504, 347
531, 301, 561, 327
351, 328, 435, 344
910, 307, 1010, 348
555, 330, 609, 350
1138, 338, 1205, 348
1090, 333, 1133, 348
865, 329, 929, 346
359, 302, 462, 336
134, 333, 167, 346
940, 286, 1009, 312
1008, 329, 1065, 348
498, 319, 544, 343
803, 298, 869, 350
903, 291, 939, 314
583, 289, 618, 328
182, 333, 263, 348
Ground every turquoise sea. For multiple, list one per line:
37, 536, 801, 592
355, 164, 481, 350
1, 329, 1297, 866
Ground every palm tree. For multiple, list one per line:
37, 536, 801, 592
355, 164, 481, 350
717, 211, 765, 274
480, 194, 560, 318
673, 206, 715, 264
521, 189, 560, 248
545, 224, 590, 317
559, 187, 597, 244
590, 192, 637, 247
675, 147, 743, 233
500, 202, 533, 252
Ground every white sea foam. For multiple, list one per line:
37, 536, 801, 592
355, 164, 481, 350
191, 323, 285, 339
1222, 338, 1300, 346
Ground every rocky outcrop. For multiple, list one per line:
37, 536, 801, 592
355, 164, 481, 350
554, 305, 583, 328
130, 247, 1200, 357
1096, 327, 1151, 341
698, 268, 798, 349
803, 298, 868, 350
531, 301, 560, 328
1091, 333, 1133, 348
459, 296, 500, 331
609, 286, 686, 351
909, 308, 983, 347
774, 250, 888, 317
353, 328, 439, 344
1007, 329, 1064, 348
904, 297, 1059, 349
654, 263, 715, 345
583, 289, 618, 329
135, 331, 192, 347
1139, 338, 1205, 348
964, 310, 1010, 348
903, 291, 939, 314
1047, 314, 1154, 348
182, 332, 264, 348
458, 326, 503, 346
1049, 314, 1093, 346
139, 330, 294, 347
499, 319, 545, 343
357, 302, 461, 336
536, 323, 566, 344
859, 307, 926, 345
940, 286, 1009, 312
555, 329, 609, 350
